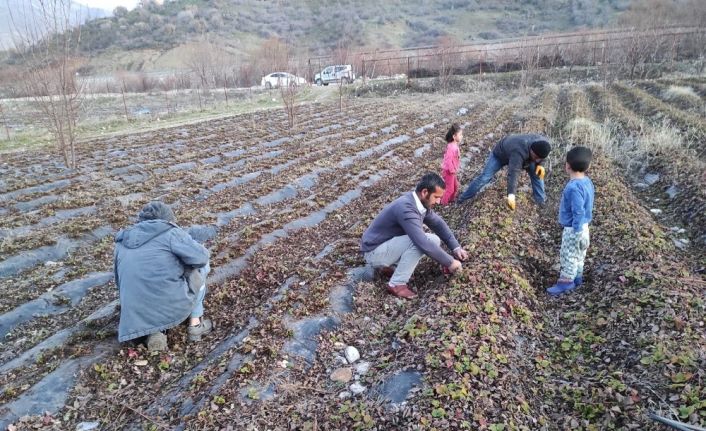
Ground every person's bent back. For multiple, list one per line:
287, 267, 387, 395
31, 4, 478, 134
361, 173, 468, 299
114, 201, 211, 351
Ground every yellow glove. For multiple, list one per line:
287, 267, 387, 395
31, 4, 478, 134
507, 194, 516, 210
535, 165, 546, 180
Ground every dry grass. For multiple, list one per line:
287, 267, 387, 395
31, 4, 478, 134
639, 122, 686, 154
662, 85, 700, 103
565, 117, 613, 150
562, 116, 697, 173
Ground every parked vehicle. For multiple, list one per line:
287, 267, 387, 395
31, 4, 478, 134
314, 65, 355, 86
261, 72, 307, 89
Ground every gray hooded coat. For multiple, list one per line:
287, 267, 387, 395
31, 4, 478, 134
114, 219, 209, 342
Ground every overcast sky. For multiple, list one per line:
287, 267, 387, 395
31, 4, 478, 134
74, 0, 140, 12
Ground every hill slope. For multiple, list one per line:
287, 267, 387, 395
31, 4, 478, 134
71, 0, 629, 71
0, 0, 107, 49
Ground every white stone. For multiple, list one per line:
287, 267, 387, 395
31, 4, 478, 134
345, 346, 360, 363
339, 391, 351, 399
650, 209, 662, 215
76, 423, 100, 431
349, 382, 367, 394
354, 361, 371, 375
673, 238, 690, 250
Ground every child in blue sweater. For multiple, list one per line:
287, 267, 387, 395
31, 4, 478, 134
547, 146, 595, 296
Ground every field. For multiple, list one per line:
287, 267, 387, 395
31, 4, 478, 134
0, 72, 705, 430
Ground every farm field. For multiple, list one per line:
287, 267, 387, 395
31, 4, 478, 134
0, 75, 704, 430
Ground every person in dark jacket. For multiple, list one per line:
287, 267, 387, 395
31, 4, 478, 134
457, 134, 551, 210
361, 173, 469, 299
114, 201, 212, 351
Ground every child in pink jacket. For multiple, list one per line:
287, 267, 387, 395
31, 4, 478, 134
440, 123, 463, 205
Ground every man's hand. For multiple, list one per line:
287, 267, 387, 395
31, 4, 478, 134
535, 165, 546, 180
507, 194, 516, 211
448, 259, 462, 273
453, 247, 468, 261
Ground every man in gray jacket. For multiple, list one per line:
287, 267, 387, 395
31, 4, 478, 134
114, 201, 212, 351
361, 173, 469, 299
457, 134, 551, 210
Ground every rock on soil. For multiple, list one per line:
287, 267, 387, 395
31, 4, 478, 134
354, 361, 371, 375
345, 346, 360, 363
665, 185, 679, 199
644, 173, 660, 186
349, 382, 366, 395
330, 367, 353, 383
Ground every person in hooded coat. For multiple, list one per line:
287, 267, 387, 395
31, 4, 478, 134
114, 201, 212, 351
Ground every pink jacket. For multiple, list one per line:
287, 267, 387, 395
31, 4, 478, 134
441, 142, 460, 174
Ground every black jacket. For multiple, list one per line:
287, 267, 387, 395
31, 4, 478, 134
492, 134, 549, 195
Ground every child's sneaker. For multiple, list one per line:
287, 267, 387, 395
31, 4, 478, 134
547, 280, 576, 296
573, 276, 583, 287
188, 319, 213, 341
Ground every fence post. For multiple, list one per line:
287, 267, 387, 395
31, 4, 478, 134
407, 56, 410, 84
0, 103, 11, 140
602, 41, 608, 89
121, 82, 129, 121
362, 59, 366, 85
479, 49, 484, 78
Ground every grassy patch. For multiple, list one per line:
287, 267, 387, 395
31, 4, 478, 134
0, 88, 331, 154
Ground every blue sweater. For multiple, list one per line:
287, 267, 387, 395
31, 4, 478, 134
361, 192, 460, 266
558, 177, 594, 232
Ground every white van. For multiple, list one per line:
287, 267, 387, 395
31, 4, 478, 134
314, 65, 355, 86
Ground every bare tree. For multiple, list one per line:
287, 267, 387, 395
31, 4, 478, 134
185, 40, 218, 89
9, 0, 85, 168
0, 103, 11, 140
280, 80, 299, 131
334, 40, 351, 112
253, 37, 291, 75
436, 36, 458, 93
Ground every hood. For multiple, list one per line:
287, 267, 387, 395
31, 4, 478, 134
115, 220, 174, 249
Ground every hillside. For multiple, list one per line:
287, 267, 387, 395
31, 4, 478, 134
0, 0, 107, 49
69, 0, 630, 71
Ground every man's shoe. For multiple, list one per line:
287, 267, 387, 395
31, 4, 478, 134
147, 332, 168, 351
387, 284, 417, 299
547, 280, 576, 296
573, 276, 583, 287
376, 266, 395, 279
188, 319, 213, 342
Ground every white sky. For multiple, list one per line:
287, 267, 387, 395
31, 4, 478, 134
74, 0, 140, 12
